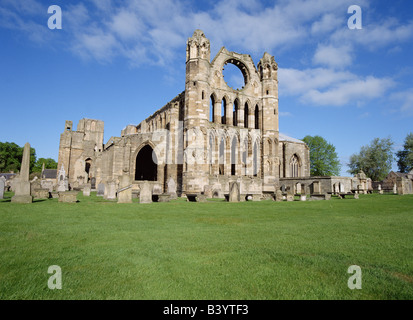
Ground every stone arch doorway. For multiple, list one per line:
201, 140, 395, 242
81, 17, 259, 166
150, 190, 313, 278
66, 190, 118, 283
135, 145, 158, 181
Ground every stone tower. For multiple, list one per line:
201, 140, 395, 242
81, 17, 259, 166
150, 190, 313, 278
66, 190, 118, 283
182, 30, 280, 193
57, 118, 104, 186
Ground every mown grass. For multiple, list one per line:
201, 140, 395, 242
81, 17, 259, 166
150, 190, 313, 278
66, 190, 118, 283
0, 191, 412, 300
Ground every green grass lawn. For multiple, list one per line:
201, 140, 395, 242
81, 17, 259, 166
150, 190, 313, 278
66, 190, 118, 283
0, 191, 412, 300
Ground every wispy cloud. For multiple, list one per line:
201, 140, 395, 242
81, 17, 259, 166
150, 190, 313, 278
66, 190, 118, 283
390, 90, 413, 116
1, 0, 411, 114
279, 67, 395, 106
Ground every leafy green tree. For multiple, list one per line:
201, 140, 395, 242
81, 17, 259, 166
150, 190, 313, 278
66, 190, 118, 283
0, 142, 36, 173
33, 158, 58, 172
347, 137, 394, 181
302, 135, 341, 176
396, 133, 413, 173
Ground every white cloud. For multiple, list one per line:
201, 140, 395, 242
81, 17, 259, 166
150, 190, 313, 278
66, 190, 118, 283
73, 31, 118, 62
313, 44, 353, 68
303, 76, 394, 106
279, 67, 394, 106
110, 9, 144, 40
279, 67, 356, 95
311, 13, 342, 35
391, 90, 413, 116
331, 19, 413, 49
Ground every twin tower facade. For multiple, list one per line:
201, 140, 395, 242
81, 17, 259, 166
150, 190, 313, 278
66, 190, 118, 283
57, 30, 309, 197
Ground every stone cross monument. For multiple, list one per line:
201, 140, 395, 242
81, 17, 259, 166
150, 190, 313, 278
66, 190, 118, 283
11, 142, 33, 203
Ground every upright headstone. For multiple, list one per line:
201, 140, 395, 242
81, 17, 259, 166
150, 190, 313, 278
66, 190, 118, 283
378, 184, 383, 194
0, 176, 6, 199
393, 183, 397, 194
167, 177, 177, 199
30, 178, 41, 196
106, 180, 117, 200
203, 185, 213, 199
97, 183, 105, 197
83, 184, 91, 197
286, 188, 294, 201
275, 189, 283, 202
91, 177, 96, 190
396, 177, 405, 195
117, 175, 132, 203
140, 181, 152, 204
57, 165, 66, 192
300, 185, 307, 201
228, 182, 240, 202
41, 180, 54, 192
312, 181, 321, 194
11, 142, 33, 203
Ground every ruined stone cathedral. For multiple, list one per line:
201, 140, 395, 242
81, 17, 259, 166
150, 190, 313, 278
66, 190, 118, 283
57, 30, 310, 197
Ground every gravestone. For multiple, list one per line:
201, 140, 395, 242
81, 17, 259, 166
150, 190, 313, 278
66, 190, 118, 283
275, 189, 283, 202
117, 174, 132, 204
58, 191, 78, 203
300, 184, 307, 201
91, 177, 96, 189
228, 181, 240, 202
83, 184, 91, 197
312, 181, 321, 194
30, 178, 41, 196
140, 181, 152, 204
33, 189, 50, 199
158, 194, 171, 202
97, 183, 105, 197
286, 188, 294, 201
57, 164, 67, 192
378, 184, 383, 194
51, 191, 59, 199
167, 177, 177, 199
396, 177, 404, 195
203, 185, 213, 199
196, 194, 207, 202
41, 180, 54, 192
106, 181, 117, 200
11, 142, 33, 203
0, 176, 6, 199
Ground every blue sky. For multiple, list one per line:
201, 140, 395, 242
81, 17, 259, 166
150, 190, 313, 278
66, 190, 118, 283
0, 0, 412, 176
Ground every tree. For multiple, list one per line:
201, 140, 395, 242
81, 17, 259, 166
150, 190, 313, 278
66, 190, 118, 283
0, 142, 36, 173
302, 135, 341, 176
396, 133, 413, 173
33, 158, 58, 172
347, 137, 394, 181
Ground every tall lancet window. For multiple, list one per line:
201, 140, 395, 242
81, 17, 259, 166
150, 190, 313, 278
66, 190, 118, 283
290, 155, 299, 178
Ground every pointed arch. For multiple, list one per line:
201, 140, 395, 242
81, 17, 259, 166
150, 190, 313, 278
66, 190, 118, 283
242, 136, 248, 175
290, 154, 301, 178
244, 101, 250, 128
233, 99, 239, 127
221, 96, 227, 125
210, 93, 216, 122
254, 105, 259, 129
219, 136, 225, 175
135, 144, 158, 181
231, 135, 238, 175
253, 140, 259, 177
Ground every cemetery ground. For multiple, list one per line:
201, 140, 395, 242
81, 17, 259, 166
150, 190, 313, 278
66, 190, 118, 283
0, 192, 412, 300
